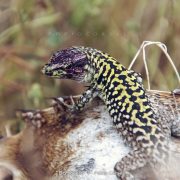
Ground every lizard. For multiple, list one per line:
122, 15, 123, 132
41, 46, 171, 180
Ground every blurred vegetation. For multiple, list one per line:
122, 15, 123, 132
0, 0, 179, 133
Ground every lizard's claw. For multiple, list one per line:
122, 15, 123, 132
60, 96, 75, 111
49, 96, 76, 112
69, 95, 75, 106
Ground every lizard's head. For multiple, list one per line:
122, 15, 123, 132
42, 47, 92, 82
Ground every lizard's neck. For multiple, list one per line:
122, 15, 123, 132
94, 59, 127, 90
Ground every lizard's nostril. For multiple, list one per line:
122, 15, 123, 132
44, 71, 53, 76
41, 65, 53, 76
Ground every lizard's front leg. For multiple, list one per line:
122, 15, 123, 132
73, 84, 99, 111
56, 84, 99, 112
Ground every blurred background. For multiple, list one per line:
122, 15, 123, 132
0, 0, 179, 133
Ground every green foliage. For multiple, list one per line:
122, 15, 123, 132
70, 0, 110, 26
47, 29, 63, 47
28, 83, 43, 107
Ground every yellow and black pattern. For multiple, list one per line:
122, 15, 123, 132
78, 47, 167, 144
42, 46, 170, 180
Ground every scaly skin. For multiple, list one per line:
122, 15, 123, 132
42, 46, 170, 179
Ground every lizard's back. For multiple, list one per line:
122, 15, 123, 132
86, 47, 169, 164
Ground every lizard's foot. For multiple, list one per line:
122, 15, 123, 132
114, 149, 147, 180
49, 96, 77, 112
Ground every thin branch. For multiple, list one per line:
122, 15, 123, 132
128, 41, 180, 90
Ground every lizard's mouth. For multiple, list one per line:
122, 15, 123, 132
41, 64, 67, 78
